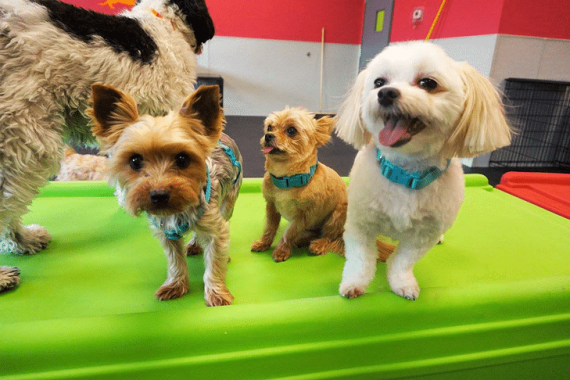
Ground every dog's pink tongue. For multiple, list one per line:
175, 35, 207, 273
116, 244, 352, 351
263, 147, 274, 155
379, 119, 411, 147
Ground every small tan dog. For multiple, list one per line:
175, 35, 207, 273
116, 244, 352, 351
55, 147, 108, 181
88, 84, 242, 306
251, 107, 393, 262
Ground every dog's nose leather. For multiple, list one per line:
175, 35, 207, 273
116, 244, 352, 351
265, 134, 274, 143
150, 190, 170, 206
378, 88, 400, 107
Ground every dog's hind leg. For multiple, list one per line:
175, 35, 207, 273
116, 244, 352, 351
309, 202, 346, 256
0, 102, 65, 254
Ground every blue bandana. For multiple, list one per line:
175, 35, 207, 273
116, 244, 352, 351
376, 148, 450, 190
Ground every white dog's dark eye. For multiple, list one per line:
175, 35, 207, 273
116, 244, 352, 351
267, 125, 273, 132
286, 126, 297, 137
175, 153, 191, 169
374, 78, 387, 88
419, 78, 438, 91
129, 154, 143, 171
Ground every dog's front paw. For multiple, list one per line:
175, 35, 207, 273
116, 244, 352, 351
271, 246, 291, 262
155, 278, 189, 300
205, 286, 233, 307
250, 238, 272, 252
0, 266, 21, 292
15, 225, 52, 254
389, 276, 420, 300
339, 282, 366, 299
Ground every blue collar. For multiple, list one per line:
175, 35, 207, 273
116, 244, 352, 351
270, 161, 319, 189
148, 164, 211, 240
376, 148, 450, 190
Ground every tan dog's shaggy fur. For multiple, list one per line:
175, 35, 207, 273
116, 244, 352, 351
89, 85, 242, 306
55, 147, 108, 181
251, 107, 393, 262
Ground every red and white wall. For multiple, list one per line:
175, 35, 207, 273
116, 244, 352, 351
55, 0, 570, 119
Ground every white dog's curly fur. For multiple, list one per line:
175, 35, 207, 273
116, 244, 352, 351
336, 41, 512, 300
0, 0, 214, 292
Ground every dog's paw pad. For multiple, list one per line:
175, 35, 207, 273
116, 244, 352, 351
271, 247, 291, 262
0, 266, 21, 292
392, 285, 420, 301
16, 225, 52, 254
308, 239, 330, 256
250, 239, 271, 252
155, 280, 189, 301
340, 284, 365, 299
205, 287, 233, 307
186, 242, 203, 256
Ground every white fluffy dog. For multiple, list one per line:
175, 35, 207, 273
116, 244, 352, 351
336, 41, 512, 300
0, 0, 214, 292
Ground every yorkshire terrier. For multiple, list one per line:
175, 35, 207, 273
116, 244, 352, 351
88, 84, 242, 306
0, 0, 214, 291
251, 107, 393, 262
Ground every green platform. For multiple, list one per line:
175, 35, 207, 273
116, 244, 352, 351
2, 176, 569, 379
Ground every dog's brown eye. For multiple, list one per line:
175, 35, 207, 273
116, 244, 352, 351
175, 153, 191, 169
374, 78, 387, 88
129, 154, 143, 171
267, 125, 273, 132
419, 78, 438, 91
286, 126, 297, 137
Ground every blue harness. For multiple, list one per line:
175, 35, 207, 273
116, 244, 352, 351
376, 148, 450, 190
270, 161, 319, 189
148, 142, 240, 240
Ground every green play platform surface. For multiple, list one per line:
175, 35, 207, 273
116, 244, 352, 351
2, 175, 570, 379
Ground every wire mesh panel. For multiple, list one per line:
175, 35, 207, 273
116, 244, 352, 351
489, 78, 570, 169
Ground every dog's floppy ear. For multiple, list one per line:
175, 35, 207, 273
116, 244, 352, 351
170, 0, 215, 53
314, 116, 335, 147
444, 62, 512, 158
88, 83, 139, 146
180, 85, 224, 144
335, 69, 372, 149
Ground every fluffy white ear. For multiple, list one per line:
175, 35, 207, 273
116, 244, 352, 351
445, 62, 513, 158
335, 70, 372, 149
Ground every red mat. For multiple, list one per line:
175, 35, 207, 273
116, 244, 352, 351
497, 172, 570, 219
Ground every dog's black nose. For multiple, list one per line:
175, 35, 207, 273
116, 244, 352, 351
378, 87, 400, 107
149, 190, 170, 206
265, 134, 274, 143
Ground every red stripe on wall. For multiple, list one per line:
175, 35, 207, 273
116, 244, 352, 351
499, 0, 570, 40
60, 0, 365, 44
206, 0, 365, 44
61, 0, 131, 15
390, 0, 503, 42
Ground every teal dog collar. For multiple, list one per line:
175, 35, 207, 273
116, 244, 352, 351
376, 148, 450, 190
271, 161, 318, 189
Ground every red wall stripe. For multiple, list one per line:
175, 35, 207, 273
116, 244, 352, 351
206, 0, 365, 44
59, 0, 365, 45
499, 0, 570, 40
390, 0, 504, 42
